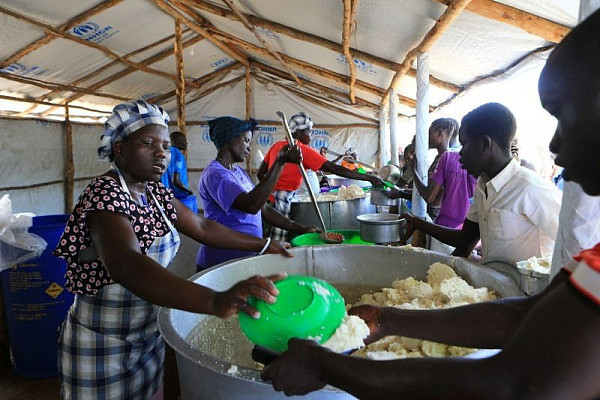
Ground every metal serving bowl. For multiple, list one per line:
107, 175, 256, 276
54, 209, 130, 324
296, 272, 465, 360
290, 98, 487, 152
158, 246, 522, 400
356, 213, 405, 243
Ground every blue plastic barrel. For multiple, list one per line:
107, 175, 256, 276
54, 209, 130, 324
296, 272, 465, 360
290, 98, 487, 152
0, 214, 74, 378
176, 194, 198, 214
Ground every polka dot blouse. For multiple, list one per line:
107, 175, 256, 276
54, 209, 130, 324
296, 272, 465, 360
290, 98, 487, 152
54, 175, 178, 296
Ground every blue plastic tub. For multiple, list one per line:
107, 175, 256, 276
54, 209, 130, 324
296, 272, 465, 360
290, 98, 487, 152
0, 214, 74, 378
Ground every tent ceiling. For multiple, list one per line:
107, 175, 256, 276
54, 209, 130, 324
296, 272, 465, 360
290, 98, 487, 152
0, 0, 577, 124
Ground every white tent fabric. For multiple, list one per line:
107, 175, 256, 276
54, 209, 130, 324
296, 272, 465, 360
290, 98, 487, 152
0, 0, 582, 215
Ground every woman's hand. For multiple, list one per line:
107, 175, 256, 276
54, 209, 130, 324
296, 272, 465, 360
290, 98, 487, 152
276, 144, 302, 165
348, 304, 388, 344
302, 225, 320, 234
213, 273, 287, 319
265, 239, 293, 257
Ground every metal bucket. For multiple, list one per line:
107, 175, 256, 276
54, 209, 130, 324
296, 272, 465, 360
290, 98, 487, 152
357, 213, 405, 243
158, 246, 522, 400
289, 196, 376, 232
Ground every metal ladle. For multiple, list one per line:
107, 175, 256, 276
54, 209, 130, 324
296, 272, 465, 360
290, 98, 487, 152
276, 111, 344, 244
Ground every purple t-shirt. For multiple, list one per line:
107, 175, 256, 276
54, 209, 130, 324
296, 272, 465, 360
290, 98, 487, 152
196, 161, 262, 269
430, 151, 477, 228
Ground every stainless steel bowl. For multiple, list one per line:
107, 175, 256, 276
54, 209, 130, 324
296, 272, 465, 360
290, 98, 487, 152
158, 246, 522, 400
356, 213, 405, 243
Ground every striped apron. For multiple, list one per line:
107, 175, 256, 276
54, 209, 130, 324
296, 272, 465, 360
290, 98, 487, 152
58, 169, 180, 400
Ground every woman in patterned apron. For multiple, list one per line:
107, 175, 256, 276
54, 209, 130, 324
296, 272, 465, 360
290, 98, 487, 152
54, 100, 289, 400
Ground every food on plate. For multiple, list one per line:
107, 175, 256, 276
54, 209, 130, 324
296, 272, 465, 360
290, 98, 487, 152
324, 232, 345, 242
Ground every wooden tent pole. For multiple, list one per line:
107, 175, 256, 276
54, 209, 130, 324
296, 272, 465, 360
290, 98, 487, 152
245, 67, 252, 120
152, 0, 249, 67
342, 0, 358, 104
381, 0, 472, 106
64, 106, 74, 213
174, 20, 187, 135
245, 66, 252, 172
433, 0, 569, 43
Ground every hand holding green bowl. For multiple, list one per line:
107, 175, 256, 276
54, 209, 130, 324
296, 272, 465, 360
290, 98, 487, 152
238, 275, 346, 352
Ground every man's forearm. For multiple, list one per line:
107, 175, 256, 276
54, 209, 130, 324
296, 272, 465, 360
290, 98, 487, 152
412, 218, 466, 248
314, 347, 501, 400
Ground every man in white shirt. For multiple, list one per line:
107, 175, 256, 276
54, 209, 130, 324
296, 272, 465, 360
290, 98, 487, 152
402, 102, 561, 265
550, 180, 600, 277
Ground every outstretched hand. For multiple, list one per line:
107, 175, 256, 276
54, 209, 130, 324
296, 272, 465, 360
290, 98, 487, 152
261, 338, 327, 396
213, 273, 287, 319
265, 239, 293, 257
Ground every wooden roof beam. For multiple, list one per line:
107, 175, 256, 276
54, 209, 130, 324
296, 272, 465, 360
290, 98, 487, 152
382, 0, 472, 106
0, 4, 184, 83
181, 0, 460, 93
0, 94, 111, 115
38, 34, 205, 117
148, 61, 242, 104
152, 0, 249, 67
255, 74, 379, 123
0, 72, 130, 102
210, 30, 385, 96
1, 0, 124, 69
342, 0, 359, 104
221, 0, 302, 86
434, 0, 570, 43
251, 61, 379, 110
185, 75, 246, 105
212, 30, 431, 111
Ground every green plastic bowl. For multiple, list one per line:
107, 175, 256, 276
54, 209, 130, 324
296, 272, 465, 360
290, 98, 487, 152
238, 275, 346, 352
291, 229, 374, 247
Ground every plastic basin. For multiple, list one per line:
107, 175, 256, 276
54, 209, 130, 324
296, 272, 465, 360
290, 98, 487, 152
291, 229, 374, 247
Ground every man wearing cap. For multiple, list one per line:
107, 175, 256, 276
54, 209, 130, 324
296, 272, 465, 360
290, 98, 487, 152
257, 112, 383, 241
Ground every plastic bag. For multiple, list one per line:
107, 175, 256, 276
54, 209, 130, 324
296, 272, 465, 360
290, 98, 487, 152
0, 194, 47, 270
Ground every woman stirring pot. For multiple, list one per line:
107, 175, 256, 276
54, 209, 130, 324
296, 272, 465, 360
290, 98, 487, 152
54, 101, 287, 400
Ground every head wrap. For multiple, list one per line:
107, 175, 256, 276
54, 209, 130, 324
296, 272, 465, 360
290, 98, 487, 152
98, 100, 170, 162
288, 112, 313, 134
208, 116, 257, 149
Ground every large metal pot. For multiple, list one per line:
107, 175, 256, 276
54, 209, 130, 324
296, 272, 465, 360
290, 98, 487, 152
158, 246, 522, 400
357, 213, 405, 243
290, 196, 376, 232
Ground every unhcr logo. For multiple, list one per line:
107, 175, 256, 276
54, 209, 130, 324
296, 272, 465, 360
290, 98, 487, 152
202, 129, 211, 142
72, 22, 100, 37
0, 62, 42, 76
311, 136, 329, 150
256, 132, 273, 147
72, 21, 118, 43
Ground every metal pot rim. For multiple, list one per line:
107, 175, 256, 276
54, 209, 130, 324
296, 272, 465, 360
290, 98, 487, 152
357, 213, 405, 225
